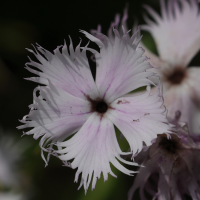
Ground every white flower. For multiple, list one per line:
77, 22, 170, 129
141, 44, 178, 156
18, 28, 171, 193
141, 0, 200, 133
0, 131, 28, 200
0, 132, 26, 189
0, 192, 23, 200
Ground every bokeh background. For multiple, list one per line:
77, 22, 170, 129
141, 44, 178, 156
1, 0, 200, 199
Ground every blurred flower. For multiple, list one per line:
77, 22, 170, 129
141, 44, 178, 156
0, 192, 23, 200
0, 131, 25, 189
128, 111, 200, 200
18, 28, 172, 193
0, 130, 28, 200
141, 0, 200, 133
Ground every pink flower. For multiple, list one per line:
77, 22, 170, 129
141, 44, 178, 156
17, 28, 171, 193
128, 111, 200, 200
141, 0, 200, 133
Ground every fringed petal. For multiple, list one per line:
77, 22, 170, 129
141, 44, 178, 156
55, 112, 138, 193
82, 28, 156, 103
26, 40, 99, 100
108, 86, 171, 156
142, 0, 200, 67
17, 82, 92, 164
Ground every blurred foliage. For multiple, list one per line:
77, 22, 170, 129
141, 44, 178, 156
0, 20, 38, 56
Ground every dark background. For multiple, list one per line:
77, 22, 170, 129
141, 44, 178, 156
0, 0, 199, 199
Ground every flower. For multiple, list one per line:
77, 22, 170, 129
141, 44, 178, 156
0, 130, 28, 200
0, 131, 25, 189
17, 28, 172, 193
128, 111, 200, 200
0, 192, 23, 200
140, 0, 200, 133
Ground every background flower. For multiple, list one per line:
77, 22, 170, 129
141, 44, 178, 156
0, 192, 24, 200
128, 111, 200, 200
0, 129, 30, 200
140, 0, 200, 133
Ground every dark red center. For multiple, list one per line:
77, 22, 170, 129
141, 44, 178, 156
95, 101, 108, 113
158, 135, 181, 154
167, 67, 186, 84
159, 137, 177, 154
86, 96, 108, 114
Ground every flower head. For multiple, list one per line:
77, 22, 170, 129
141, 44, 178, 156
141, 0, 200, 132
0, 192, 23, 200
0, 130, 28, 200
0, 131, 26, 189
128, 111, 200, 200
18, 28, 171, 193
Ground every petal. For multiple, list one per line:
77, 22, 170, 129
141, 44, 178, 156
187, 177, 200, 199
162, 67, 200, 133
128, 159, 157, 200
55, 112, 138, 193
150, 146, 178, 184
91, 5, 128, 44
17, 82, 92, 165
108, 5, 129, 44
138, 42, 171, 84
81, 29, 156, 103
25, 39, 99, 100
142, 0, 200, 67
139, 42, 171, 74
108, 86, 171, 156
167, 174, 182, 200
186, 67, 200, 101
157, 172, 170, 200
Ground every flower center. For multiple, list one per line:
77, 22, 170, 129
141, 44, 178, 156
158, 135, 181, 154
167, 67, 186, 84
86, 95, 108, 114
95, 101, 108, 113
